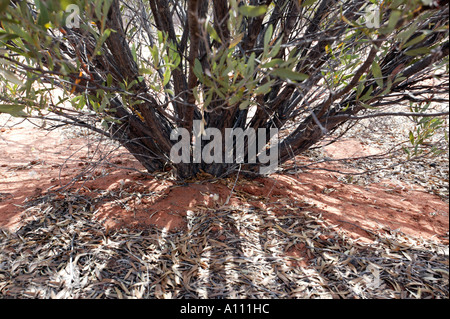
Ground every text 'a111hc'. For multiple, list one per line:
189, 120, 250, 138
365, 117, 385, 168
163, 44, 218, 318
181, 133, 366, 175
180, 303, 270, 316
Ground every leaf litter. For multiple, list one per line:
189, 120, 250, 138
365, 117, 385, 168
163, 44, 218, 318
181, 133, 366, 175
0, 190, 447, 299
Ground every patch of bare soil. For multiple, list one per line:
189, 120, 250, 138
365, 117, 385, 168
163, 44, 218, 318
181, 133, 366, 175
0, 116, 448, 299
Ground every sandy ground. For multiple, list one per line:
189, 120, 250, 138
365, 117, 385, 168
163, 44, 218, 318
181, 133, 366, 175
0, 116, 448, 244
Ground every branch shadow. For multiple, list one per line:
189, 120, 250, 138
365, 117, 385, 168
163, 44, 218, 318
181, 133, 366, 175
1, 139, 448, 298
0, 173, 448, 299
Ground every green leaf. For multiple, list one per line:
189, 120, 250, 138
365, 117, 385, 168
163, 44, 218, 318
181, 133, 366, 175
163, 68, 171, 86
0, 69, 22, 86
239, 99, 251, 110
356, 82, 364, 99
371, 61, 383, 88
268, 38, 283, 58
359, 85, 374, 102
207, 24, 221, 44
106, 73, 113, 87
93, 28, 113, 56
301, 0, 319, 6
0, 0, 10, 14
0, 31, 19, 41
403, 33, 427, 48
229, 92, 242, 106
77, 94, 86, 110
402, 146, 411, 157
150, 45, 159, 66
380, 9, 401, 34
238, 5, 268, 18
397, 22, 419, 45
390, 0, 404, 9
246, 52, 256, 77
272, 68, 309, 82
192, 86, 199, 102
202, 90, 212, 108
157, 30, 164, 44
193, 59, 203, 81
0, 104, 27, 117
394, 76, 406, 84
264, 24, 274, 54
36, 0, 50, 27
131, 43, 137, 63
404, 47, 430, 56
380, 77, 392, 96
254, 81, 273, 95
229, 33, 244, 49
139, 68, 153, 75
95, 0, 104, 21
101, 119, 110, 130
262, 59, 284, 69
409, 131, 415, 145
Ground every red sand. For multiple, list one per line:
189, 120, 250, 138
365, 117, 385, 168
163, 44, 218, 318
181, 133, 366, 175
1, 121, 448, 244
